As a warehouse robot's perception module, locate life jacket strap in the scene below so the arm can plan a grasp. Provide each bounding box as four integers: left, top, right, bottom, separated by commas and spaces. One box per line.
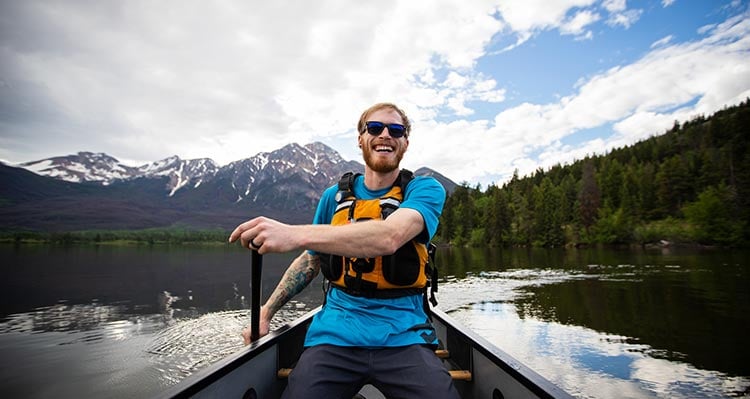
427, 242, 438, 307
332, 285, 424, 299
334, 169, 414, 203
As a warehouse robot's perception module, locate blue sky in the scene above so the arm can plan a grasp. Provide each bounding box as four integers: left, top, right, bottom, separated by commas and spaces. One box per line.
1, 0, 748, 186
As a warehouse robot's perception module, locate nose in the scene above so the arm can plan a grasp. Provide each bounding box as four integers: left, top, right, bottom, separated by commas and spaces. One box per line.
378, 126, 394, 138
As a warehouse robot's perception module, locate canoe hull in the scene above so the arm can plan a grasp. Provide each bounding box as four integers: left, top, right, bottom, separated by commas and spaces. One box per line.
156, 307, 572, 399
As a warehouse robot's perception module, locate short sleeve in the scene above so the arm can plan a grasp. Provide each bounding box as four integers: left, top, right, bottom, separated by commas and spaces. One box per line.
399, 176, 446, 243
307, 184, 338, 255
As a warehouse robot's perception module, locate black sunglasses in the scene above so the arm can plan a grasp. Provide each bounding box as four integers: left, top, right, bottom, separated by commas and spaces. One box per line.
364, 121, 407, 138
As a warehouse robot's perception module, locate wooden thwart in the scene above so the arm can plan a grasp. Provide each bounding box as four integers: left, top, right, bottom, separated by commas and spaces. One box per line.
276, 368, 471, 381
447, 370, 472, 381
435, 349, 450, 359
277, 349, 471, 381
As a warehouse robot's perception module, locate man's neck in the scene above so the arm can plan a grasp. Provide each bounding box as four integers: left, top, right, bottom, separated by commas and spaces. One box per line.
363, 168, 400, 191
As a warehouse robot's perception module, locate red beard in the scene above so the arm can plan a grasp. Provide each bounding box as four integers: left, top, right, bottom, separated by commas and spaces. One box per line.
362, 144, 405, 173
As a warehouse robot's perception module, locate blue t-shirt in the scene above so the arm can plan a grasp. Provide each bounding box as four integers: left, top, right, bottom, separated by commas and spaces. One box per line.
304, 173, 445, 348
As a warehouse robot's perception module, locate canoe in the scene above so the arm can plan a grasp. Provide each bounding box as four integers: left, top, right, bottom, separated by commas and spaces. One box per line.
155, 306, 573, 399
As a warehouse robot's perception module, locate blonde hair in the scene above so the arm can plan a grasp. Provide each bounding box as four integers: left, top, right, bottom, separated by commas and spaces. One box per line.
357, 103, 411, 138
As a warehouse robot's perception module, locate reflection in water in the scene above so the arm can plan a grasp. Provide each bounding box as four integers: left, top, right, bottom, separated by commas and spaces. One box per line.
438, 270, 750, 398
0, 301, 162, 339
142, 263, 750, 397
0, 302, 168, 398
454, 301, 750, 399
2, 244, 748, 399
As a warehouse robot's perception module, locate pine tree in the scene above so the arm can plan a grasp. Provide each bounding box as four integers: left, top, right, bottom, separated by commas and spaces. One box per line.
578, 159, 600, 236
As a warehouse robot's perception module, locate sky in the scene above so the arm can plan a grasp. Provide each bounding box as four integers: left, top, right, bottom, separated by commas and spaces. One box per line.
1, 0, 749, 187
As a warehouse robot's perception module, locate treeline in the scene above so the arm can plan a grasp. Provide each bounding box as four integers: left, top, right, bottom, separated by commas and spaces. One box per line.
1, 227, 231, 245
438, 99, 750, 248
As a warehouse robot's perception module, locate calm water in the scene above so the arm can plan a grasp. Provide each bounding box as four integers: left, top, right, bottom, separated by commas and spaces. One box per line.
0, 243, 748, 398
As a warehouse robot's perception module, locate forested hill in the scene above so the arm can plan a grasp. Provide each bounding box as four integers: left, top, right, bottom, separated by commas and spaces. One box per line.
440, 99, 750, 248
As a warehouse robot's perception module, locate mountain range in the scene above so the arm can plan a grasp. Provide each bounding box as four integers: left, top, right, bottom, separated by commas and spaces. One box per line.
0, 142, 456, 231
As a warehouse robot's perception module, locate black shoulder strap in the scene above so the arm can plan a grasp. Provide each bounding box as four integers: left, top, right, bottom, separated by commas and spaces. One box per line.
338, 171, 358, 191
395, 168, 414, 194
337, 170, 413, 203
335, 171, 361, 203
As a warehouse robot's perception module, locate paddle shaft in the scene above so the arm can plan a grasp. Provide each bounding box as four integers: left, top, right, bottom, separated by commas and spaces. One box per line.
250, 250, 263, 342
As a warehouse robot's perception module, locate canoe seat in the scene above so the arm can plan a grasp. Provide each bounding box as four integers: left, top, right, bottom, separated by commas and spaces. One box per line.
276, 368, 471, 381
277, 349, 472, 381
435, 349, 450, 358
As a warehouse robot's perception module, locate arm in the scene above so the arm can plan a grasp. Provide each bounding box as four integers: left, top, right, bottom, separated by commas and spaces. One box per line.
229, 207, 425, 259
300, 207, 424, 257
242, 250, 321, 345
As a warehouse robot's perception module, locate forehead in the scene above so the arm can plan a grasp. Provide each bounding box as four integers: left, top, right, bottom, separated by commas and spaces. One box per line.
367, 108, 403, 124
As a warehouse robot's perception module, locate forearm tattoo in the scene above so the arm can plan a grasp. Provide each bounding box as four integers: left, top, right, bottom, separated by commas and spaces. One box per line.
265, 252, 320, 315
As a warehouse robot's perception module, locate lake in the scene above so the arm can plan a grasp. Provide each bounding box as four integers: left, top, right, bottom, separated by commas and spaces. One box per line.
0, 243, 748, 398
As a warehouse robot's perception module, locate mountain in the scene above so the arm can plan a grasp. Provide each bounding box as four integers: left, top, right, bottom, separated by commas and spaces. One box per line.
137, 156, 218, 196
2, 142, 455, 231
20, 151, 139, 184
414, 167, 456, 194
21, 151, 220, 195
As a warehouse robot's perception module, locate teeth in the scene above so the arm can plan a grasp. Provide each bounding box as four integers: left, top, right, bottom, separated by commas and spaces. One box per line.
375, 145, 393, 152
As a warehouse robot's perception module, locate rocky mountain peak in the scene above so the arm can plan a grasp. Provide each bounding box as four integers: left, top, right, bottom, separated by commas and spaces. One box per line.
16, 142, 451, 203
20, 151, 137, 185
4, 143, 456, 231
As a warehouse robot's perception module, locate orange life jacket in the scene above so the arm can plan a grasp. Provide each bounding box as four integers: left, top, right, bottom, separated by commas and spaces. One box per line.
320, 170, 432, 297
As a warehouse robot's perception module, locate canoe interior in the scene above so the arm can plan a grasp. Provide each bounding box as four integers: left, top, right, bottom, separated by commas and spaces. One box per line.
155, 307, 572, 399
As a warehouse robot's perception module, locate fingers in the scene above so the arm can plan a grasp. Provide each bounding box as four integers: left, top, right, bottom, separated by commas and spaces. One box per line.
242, 327, 251, 346
241, 325, 267, 345
240, 230, 264, 253
228, 220, 254, 243
228, 217, 263, 245
249, 237, 261, 250
228, 216, 295, 254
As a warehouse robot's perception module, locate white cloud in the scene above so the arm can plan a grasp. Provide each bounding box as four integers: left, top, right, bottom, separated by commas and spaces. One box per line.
0, 0, 506, 166
561, 10, 602, 36
496, 0, 597, 33
607, 8, 644, 28
490, 0, 638, 51
493, 0, 598, 49
651, 35, 674, 48
409, 12, 750, 185
0, 1, 748, 189
602, 0, 627, 13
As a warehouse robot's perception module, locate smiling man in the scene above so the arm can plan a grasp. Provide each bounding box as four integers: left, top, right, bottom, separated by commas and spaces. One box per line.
229, 103, 457, 398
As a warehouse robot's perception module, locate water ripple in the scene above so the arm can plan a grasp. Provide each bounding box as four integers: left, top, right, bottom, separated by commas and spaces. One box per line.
146, 300, 315, 384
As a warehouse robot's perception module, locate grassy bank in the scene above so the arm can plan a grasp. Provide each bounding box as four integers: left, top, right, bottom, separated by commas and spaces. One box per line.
0, 227, 233, 246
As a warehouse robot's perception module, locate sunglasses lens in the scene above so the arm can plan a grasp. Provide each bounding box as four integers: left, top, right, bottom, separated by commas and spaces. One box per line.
387, 124, 405, 138
366, 122, 385, 136
365, 122, 405, 138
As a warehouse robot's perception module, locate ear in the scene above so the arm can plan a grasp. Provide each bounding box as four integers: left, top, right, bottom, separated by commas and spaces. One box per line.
357, 134, 363, 149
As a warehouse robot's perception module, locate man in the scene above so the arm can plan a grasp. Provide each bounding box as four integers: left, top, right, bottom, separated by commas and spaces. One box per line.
228, 103, 458, 398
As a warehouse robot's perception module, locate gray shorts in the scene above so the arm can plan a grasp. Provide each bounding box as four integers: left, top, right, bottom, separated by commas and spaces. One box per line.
281, 344, 460, 399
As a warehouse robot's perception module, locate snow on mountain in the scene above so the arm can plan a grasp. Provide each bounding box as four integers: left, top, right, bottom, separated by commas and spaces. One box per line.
137, 156, 219, 196
5, 142, 455, 231
19, 152, 138, 185
14, 142, 450, 207
16, 142, 362, 199
19, 152, 221, 196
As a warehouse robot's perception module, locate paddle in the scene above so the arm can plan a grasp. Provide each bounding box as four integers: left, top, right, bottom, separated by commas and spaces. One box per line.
250, 250, 263, 342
